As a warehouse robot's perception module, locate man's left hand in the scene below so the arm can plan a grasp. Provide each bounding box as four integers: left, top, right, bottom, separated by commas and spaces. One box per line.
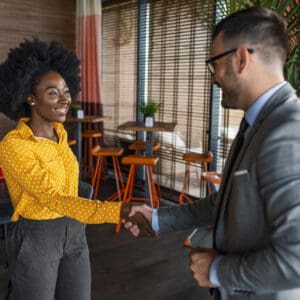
189, 247, 219, 288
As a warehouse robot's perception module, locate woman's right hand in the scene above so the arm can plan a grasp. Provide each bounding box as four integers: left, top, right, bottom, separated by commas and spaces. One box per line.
121, 204, 155, 237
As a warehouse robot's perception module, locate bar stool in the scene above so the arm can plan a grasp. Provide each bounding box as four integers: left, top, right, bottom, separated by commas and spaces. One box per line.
178, 151, 213, 205
115, 155, 159, 233
91, 145, 124, 202
128, 140, 161, 193
128, 140, 160, 155
201, 171, 222, 195
82, 130, 102, 179
121, 155, 160, 207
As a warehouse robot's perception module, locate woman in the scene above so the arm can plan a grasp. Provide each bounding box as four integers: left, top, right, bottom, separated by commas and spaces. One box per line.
0, 38, 122, 300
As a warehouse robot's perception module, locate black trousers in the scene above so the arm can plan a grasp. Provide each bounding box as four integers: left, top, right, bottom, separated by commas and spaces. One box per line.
7, 217, 91, 300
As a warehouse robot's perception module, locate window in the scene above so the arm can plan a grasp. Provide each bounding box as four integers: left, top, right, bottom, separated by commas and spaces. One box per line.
102, 0, 241, 200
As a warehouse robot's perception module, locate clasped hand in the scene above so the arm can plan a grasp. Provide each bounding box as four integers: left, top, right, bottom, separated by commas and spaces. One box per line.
121, 204, 156, 237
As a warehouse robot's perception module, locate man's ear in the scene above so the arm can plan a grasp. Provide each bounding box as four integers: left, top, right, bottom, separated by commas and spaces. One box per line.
236, 47, 250, 73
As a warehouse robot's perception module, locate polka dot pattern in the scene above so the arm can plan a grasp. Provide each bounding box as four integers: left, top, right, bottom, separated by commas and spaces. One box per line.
0, 118, 121, 224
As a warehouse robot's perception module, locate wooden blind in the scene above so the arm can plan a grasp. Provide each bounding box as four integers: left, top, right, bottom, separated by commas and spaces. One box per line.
145, 0, 215, 198
102, 0, 138, 147
102, 0, 239, 200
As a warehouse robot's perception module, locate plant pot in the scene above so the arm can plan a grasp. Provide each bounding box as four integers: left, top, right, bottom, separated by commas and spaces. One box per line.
144, 116, 154, 127
72, 109, 84, 119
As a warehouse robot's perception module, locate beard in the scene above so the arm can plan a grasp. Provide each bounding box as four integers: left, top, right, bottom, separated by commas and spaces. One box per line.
219, 62, 241, 109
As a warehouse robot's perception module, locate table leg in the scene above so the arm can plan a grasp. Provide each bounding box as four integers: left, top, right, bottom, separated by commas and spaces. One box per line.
146, 131, 153, 156
145, 131, 154, 200
73, 123, 82, 168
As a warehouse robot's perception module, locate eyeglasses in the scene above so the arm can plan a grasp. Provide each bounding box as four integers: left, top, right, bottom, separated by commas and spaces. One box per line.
206, 48, 254, 75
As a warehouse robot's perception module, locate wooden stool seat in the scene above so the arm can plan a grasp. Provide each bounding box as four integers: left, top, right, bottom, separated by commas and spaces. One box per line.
82, 130, 102, 139
179, 151, 214, 205
68, 139, 77, 146
122, 155, 159, 166
92, 147, 124, 157
91, 145, 124, 202
128, 140, 160, 153
82, 130, 102, 179
182, 152, 213, 163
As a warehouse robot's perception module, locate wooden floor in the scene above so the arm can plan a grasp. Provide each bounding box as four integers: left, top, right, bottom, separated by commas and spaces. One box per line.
0, 177, 214, 300
87, 224, 213, 300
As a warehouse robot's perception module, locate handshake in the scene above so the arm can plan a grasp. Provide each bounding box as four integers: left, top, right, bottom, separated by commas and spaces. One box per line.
120, 203, 156, 237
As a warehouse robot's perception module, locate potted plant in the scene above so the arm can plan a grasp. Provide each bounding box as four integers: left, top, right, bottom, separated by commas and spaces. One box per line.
139, 101, 160, 127
71, 103, 84, 119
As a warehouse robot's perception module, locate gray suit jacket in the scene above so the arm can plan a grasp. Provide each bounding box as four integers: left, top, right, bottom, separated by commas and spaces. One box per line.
158, 83, 300, 299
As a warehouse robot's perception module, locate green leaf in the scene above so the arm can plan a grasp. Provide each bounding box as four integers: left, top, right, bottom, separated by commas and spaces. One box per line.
139, 102, 160, 116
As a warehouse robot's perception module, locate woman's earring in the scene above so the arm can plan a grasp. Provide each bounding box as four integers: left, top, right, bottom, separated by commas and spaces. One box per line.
27, 97, 34, 106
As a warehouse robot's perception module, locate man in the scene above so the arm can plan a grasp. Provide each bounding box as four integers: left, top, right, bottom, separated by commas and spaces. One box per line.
124, 6, 300, 300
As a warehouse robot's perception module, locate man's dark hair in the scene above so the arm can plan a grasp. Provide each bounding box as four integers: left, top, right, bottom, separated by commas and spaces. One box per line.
0, 38, 81, 120
213, 7, 288, 66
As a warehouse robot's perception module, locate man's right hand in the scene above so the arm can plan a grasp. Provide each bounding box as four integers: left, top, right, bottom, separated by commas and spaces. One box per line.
121, 204, 155, 237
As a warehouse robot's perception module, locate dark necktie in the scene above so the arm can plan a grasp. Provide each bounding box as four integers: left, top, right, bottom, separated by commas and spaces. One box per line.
223, 117, 249, 178
234, 117, 248, 155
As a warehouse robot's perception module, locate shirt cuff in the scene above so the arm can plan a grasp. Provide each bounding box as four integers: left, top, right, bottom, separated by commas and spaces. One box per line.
152, 208, 160, 232
209, 255, 223, 287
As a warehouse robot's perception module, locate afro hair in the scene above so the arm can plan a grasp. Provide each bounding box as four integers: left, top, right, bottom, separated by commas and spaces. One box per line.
0, 38, 81, 121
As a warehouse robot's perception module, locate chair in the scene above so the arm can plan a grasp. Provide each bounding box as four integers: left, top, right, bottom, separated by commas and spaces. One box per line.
0, 169, 13, 256
0, 201, 13, 256
91, 145, 124, 202
0, 168, 14, 300
78, 180, 94, 199
178, 151, 213, 205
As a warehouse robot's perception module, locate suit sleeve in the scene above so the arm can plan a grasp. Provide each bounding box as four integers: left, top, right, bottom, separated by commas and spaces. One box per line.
158, 192, 217, 232
218, 116, 300, 294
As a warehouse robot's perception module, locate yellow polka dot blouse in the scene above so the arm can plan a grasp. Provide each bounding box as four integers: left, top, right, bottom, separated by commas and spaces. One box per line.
0, 118, 121, 224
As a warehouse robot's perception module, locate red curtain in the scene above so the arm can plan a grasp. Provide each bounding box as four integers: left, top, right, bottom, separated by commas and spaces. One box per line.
76, 0, 103, 132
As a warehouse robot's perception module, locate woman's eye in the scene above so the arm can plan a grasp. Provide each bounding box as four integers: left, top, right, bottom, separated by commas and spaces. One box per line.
48, 90, 58, 96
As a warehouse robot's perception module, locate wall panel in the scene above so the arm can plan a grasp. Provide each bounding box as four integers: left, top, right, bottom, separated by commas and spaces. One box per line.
0, 0, 76, 138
